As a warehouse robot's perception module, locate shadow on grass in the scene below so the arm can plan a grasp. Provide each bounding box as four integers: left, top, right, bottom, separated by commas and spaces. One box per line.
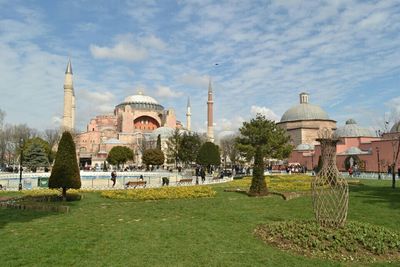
0, 193, 83, 229
350, 182, 400, 210
0, 206, 60, 229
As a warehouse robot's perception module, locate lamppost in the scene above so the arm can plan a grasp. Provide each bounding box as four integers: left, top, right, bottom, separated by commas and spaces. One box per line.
18, 138, 24, 191
376, 147, 381, 180
310, 151, 315, 175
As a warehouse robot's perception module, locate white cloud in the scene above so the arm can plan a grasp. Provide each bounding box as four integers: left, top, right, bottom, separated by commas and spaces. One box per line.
141, 35, 166, 50
359, 12, 388, 28
250, 106, 279, 121
89, 34, 167, 62
155, 86, 183, 98
179, 73, 209, 88
90, 41, 148, 62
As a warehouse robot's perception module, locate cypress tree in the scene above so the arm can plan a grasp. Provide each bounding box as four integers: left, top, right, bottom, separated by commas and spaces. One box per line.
156, 134, 162, 150
49, 131, 81, 200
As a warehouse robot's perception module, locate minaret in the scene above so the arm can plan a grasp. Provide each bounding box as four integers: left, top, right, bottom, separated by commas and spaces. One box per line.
186, 97, 191, 131
207, 79, 214, 142
62, 59, 74, 131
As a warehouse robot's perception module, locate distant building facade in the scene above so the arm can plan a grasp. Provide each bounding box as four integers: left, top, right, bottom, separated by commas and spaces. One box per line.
75, 91, 178, 168
277, 92, 336, 147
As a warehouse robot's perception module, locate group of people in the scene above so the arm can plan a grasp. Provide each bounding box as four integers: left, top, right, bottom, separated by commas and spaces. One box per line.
195, 166, 206, 184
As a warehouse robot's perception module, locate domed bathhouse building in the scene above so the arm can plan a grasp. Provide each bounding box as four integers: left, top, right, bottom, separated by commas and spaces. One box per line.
75, 91, 180, 168
288, 116, 400, 174
277, 92, 336, 148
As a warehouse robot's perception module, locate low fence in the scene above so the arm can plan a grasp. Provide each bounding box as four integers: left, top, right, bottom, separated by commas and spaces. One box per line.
0, 171, 232, 191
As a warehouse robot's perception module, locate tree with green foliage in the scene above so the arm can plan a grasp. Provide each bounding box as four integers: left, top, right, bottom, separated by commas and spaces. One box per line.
24, 143, 49, 172
23, 137, 54, 163
179, 132, 202, 166
106, 146, 133, 169
166, 128, 181, 167
142, 148, 165, 168
49, 131, 81, 201
156, 134, 162, 150
236, 114, 292, 196
196, 142, 220, 170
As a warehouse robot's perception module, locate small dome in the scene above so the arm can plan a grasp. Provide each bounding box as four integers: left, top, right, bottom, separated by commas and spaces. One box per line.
334, 119, 375, 138
339, 146, 369, 155
104, 138, 122, 144
280, 93, 330, 122
390, 121, 400, 133
295, 143, 315, 151
150, 127, 174, 139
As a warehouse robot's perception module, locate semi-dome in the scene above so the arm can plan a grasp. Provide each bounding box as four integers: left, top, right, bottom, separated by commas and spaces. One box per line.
390, 121, 400, 133
150, 126, 174, 139
280, 92, 330, 122
334, 119, 375, 138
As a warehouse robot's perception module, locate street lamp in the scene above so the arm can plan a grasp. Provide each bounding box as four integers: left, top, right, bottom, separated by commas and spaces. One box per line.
18, 138, 24, 190
376, 147, 381, 180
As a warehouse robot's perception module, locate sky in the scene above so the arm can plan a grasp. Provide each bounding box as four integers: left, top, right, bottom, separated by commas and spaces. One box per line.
0, 0, 399, 138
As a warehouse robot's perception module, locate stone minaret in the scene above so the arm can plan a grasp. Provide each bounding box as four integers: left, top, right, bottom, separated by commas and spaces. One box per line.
186, 97, 191, 131
62, 59, 74, 131
207, 79, 214, 142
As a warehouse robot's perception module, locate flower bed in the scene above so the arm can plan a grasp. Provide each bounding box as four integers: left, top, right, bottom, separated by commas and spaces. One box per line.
255, 220, 400, 263
226, 175, 313, 192
101, 186, 216, 201
21, 189, 82, 202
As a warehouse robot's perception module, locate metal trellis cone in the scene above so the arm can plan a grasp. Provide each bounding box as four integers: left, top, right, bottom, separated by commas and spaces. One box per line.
312, 133, 349, 228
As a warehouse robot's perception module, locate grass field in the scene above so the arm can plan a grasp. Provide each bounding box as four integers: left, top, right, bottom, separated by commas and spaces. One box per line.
0, 178, 399, 266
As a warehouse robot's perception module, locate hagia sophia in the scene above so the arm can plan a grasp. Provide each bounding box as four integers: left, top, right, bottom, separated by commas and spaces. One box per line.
62, 60, 214, 168
61, 60, 400, 173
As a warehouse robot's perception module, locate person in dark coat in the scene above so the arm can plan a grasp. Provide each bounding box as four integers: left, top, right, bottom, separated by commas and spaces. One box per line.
111, 171, 117, 187
200, 168, 206, 183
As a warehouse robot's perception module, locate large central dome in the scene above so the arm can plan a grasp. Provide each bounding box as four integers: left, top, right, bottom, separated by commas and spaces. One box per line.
123, 91, 158, 105
280, 92, 330, 122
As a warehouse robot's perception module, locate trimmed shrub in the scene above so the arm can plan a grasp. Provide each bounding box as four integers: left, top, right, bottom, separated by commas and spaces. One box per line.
49, 131, 81, 200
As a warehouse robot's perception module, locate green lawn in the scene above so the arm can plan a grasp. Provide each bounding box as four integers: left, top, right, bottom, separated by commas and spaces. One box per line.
0, 179, 399, 266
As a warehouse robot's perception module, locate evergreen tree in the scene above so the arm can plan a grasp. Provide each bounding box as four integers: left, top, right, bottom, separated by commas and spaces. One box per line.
24, 143, 49, 172
196, 142, 220, 167
179, 132, 202, 166
23, 137, 54, 163
156, 134, 162, 150
236, 114, 292, 196
142, 148, 165, 168
49, 131, 81, 200
106, 146, 133, 169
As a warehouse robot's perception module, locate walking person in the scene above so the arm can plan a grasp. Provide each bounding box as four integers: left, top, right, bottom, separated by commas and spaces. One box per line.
111, 171, 117, 187
200, 167, 206, 184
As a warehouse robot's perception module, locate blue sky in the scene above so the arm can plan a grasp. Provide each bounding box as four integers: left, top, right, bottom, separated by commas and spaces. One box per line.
1, 0, 399, 137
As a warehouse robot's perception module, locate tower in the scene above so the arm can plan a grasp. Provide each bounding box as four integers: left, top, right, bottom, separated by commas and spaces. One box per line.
207, 79, 214, 142
186, 97, 191, 131
62, 59, 74, 131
